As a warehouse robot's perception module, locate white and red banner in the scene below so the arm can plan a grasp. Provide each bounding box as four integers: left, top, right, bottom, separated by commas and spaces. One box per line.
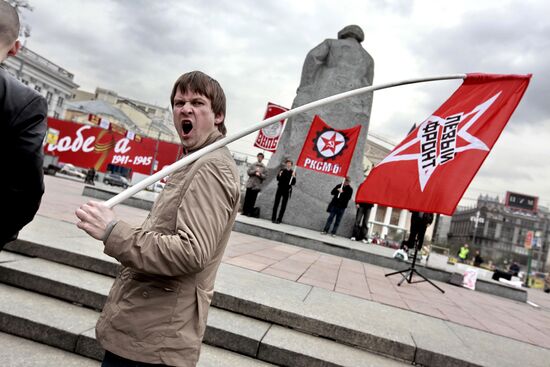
356, 73, 531, 215
297, 115, 361, 177
44, 118, 181, 175
253, 102, 288, 152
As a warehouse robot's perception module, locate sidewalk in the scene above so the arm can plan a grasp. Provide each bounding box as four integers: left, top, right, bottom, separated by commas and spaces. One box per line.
27, 175, 550, 359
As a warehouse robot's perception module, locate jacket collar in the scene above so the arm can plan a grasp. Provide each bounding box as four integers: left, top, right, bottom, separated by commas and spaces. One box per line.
182, 129, 223, 156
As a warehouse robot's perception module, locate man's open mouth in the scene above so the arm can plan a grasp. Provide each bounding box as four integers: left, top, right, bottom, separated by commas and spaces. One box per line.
182, 121, 193, 135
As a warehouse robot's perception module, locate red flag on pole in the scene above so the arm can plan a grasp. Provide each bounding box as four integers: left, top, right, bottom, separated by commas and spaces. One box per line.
253, 102, 289, 152
297, 115, 362, 178
356, 73, 531, 215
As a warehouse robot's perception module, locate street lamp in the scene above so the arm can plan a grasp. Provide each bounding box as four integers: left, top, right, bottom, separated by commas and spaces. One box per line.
470, 210, 485, 246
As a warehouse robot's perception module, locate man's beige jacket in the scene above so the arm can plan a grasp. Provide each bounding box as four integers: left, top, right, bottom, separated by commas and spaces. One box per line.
96, 131, 241, 366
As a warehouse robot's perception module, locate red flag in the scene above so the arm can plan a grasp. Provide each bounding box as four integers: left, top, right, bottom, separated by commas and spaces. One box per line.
297, 115, 361, 178
356, 73, 531, 215
254, 102, 289, 152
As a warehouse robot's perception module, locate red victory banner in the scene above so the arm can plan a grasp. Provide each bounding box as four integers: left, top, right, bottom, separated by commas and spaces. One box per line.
253, 102, 289, 152
297, 115, 361, 177
356, 73, 531, 215
44, 118, 181, 176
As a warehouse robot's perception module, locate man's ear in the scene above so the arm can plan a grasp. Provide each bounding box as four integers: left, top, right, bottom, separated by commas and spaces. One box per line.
214, 112, 224, 125
7, 40, 21, 57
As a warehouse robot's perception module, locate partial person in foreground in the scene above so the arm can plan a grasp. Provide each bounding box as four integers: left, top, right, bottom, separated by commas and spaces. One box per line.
76, 71, 241, 367
0, 2, 48, 248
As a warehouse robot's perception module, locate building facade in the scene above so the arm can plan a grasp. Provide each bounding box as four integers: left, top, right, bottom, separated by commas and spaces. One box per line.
2, 46, 78, 118
362, 135, 416, 245
447, 195, 550, 272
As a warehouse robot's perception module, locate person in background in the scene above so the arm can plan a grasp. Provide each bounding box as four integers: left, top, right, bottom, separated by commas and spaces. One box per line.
321, 177, 353, 237
406, 211, 434, 251
0, 2, 47, 249
85, 167, 96, 185
76, 71, 241, 367
473, 250, 484, 267
271, 159, 296, 224
242, 152, 266, 216
350, 200, 373, 244
509, 261, 520, 277
458, 243, 470, 263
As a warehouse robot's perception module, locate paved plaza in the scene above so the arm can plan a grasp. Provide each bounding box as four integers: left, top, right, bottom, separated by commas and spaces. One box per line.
37, 175, 550, 350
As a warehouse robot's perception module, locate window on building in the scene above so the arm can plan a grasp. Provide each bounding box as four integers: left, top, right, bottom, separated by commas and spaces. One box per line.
34, 85, 42, 92
57, 97, 64, 107
46, 91, 53, 104
22, 80, 29, 85
375, 207, 386, 223
390, 209, 401, 226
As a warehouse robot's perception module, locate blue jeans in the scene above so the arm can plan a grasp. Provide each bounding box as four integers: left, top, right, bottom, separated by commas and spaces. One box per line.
323, 207, 345, 234
102, 351, 170, 367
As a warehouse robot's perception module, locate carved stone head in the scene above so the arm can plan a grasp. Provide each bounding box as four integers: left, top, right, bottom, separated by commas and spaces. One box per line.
337, 25, 364, 43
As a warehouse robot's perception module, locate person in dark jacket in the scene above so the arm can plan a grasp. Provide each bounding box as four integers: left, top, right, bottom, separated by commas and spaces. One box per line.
351, 202, 373, 243
85, 167, 96, 185
322, 177, 353, 236
242, 152, 266, 216
473, 250, 484, 267
0, 2, 47, 249
271, 159, 296, 223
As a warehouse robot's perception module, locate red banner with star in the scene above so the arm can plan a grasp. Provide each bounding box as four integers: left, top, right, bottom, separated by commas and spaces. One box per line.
254, 102, 289, 152
356, 73, 531, 215
296, 115, 361, 178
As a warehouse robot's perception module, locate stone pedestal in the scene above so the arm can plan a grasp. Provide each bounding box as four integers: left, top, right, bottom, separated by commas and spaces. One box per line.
256, 26, 375, 235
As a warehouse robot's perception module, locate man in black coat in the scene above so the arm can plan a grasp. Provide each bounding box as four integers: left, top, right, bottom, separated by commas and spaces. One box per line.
271, 159, 296, 223
321, 177, 353, 236
0, 2, 48, 248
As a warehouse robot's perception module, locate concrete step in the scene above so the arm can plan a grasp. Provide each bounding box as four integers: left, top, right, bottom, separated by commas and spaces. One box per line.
0, 282, 407, 366
0, 331, 100, 367
0, 247, 415, 363
0, 331, 274, 367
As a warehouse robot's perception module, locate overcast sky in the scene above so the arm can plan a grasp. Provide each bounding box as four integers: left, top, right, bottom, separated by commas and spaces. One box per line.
19, 0, 550, 208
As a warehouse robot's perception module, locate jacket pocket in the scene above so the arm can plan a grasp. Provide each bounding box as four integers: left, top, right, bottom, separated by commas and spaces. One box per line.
110, 279, 179, 345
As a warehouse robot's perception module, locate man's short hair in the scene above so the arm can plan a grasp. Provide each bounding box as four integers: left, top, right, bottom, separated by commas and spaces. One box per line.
170, 71, 227, 135
285, 159, 293, 164
257, 152, 264, 158
0, 2, 20, 47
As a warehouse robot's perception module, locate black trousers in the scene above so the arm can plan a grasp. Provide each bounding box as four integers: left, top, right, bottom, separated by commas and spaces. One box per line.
407, 222, 427, 250
102, 351, 170, 367
242, 188, 259, 215
352, 206, 371, 240
272, 189, 289, 222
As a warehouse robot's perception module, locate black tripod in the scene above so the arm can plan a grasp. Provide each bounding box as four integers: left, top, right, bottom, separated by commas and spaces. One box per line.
385, 240, 445, 293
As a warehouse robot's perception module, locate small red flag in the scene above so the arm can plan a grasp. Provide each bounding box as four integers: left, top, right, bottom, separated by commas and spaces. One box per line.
297, 115, 361, 178
254, 102, 288, 152
356, 73, 531, 215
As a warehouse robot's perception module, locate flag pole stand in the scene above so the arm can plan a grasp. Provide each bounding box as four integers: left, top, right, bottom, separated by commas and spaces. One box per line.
385, 239, 445, 293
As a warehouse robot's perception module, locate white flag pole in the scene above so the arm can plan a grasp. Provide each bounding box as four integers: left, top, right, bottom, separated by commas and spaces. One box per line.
105, 74, 465, 208
337, 177, 346, 199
